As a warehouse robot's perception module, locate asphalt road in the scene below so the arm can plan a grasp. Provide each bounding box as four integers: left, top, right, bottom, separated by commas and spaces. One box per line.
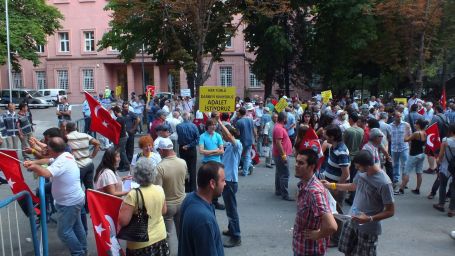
0, 106, 454, 255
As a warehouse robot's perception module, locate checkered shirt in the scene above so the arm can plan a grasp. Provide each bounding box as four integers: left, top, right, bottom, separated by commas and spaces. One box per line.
293, 175, 331, 256
390, 121, 411, 152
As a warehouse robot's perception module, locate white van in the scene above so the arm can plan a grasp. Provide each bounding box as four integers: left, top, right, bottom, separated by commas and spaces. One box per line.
38, 89, 68, 106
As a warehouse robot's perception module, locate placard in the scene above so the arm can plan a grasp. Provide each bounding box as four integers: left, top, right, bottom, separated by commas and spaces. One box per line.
181, 89, 191, 97
394, 98, 407, 105
274, 98, 289, 113
199, 86, 236, 112
321, 90, 333, 104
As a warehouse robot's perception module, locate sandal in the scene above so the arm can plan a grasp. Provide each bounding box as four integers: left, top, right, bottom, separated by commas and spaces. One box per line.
427, 194, 434, 199
433, 204, 445, 212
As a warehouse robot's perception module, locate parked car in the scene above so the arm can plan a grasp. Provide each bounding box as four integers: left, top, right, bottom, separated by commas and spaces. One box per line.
0, 89, 53, 108
155, 92, 174, 100
38, 89, 67, 106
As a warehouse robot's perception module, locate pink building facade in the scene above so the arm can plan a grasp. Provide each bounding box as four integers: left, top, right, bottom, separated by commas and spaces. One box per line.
0, 0, 305, 104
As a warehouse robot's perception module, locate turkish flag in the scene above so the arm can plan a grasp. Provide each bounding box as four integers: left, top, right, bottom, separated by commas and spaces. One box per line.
0, 150, 40, 204
252, 144, 260, 165
299, 127, 325, 168
440, 85, 447, 110
425, 123, 441, 153
87, 189, 124, 256
418, 107, 425, 115
84, 92, 121, 145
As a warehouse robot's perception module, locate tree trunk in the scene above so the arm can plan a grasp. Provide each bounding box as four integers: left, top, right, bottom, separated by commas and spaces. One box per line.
186, 73, 195, 98
263, 72, 275, 100
415, 31, 425, 98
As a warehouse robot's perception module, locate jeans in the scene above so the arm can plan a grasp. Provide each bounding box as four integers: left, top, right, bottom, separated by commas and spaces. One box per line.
438, 172, 455, 210
83, 116, 91, 135
164, 202, 181, 255
179, 146, 197, 192
79, 162, 94, 227
274, 156, 290, 199
222, 181, 240, 238
242, 145, 253, 175
392, 150, 409, 183
126, 132, 135, 162
55, 201, 87, 256
118, 136, 130, 171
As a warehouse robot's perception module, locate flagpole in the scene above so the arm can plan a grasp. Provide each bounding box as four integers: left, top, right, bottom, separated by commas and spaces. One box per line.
0, 151, 23, 164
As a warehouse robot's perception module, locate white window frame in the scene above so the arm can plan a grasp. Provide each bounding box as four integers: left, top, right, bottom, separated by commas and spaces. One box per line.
249, 67, 261, 88
56, 70, 69, 90
12, 72, 23, 88
83, 31, 95, 52
82, 69, 95, 91
225, 36, 233, 48
220, 66, 233, 87
58, 32, 70, 52
36, 71, 47, 89
36, 45, 45, 53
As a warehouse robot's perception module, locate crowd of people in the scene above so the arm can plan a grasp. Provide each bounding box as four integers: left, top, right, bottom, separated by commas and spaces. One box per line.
1, 89, 455, 255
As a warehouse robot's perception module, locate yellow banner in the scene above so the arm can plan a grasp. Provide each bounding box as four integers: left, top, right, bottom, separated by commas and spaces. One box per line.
301, 103, 308, 111
394, 98, 407, 105
321, 90, 333, 104
199, 86, 236, 112
274, 98, 288, 113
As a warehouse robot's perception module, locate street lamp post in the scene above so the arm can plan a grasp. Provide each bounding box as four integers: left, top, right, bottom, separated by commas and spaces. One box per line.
5, 0, 13, 103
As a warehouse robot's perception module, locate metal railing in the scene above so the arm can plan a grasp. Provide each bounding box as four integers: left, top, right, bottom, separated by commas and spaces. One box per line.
38, 177, 48, 256
0, 191, 40, 256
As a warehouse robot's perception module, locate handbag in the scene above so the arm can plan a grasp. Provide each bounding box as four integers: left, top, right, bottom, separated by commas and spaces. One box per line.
117, 188, 149, 242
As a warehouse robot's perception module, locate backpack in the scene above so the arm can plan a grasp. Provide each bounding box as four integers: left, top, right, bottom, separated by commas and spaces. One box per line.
445, 145, 455, 176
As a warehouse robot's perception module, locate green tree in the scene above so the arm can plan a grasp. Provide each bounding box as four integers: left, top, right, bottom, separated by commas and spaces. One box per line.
0, 0, 62, 70
99, 0, 238, 107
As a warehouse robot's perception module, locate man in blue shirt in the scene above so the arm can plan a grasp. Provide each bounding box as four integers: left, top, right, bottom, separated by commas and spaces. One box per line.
199, 118, 225, 210
177, 112, 200, 192
178, 162, 226, 256
81, 99, 92, 135
235, 107, 256, 176
285, 107, 296, 145
217, 118, 242, 248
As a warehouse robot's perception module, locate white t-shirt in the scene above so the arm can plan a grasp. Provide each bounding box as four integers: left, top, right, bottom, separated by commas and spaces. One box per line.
95, 168, 122, 192
47, 152, 85, 206
166, 117, 182, 140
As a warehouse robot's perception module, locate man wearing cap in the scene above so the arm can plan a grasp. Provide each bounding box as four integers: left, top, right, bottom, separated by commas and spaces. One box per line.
150, 110, 167, 140
153, 124, 172, 153
155, 137, 187, 253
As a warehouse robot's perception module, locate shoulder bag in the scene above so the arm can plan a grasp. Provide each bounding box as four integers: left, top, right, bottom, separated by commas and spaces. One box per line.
117, 188, 149, 242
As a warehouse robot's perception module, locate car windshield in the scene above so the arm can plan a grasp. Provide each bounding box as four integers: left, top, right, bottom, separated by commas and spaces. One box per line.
27, 91, 43, 97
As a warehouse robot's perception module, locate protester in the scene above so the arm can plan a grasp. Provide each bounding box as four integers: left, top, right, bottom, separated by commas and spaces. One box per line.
122, 101, 140, 162
176, 112, 200, 192
150, 110, 168, 140
167, 111, 182, 153
112, 105, 130, 172
131, 135, 162, 169
235, 107, 255, 176
24, 137, 87, 256
93, 147, 129, 196
178, 161, 225, 256
273, 112, 294, 201
118, 158, 169, 255
390, 111, 411, 189
264, 113, 278, 168
154, 138, 187, 253
293, 149, 337, 256
323, 150, 395, 256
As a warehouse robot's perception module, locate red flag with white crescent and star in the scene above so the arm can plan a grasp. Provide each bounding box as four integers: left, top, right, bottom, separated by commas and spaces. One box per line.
425, 123, 441, 153
0, 150, 40, 204
87, 189, 124, 256
300, 127, 325, 168
440, 84, 447, 110
84, 92, 121, 145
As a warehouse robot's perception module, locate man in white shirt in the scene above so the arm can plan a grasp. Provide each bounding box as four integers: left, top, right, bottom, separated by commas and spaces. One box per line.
166, 111, 182, 154
24, 137, 86, 256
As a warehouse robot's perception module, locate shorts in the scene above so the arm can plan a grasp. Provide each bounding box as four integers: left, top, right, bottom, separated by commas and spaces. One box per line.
404, 153, 425, 175
338, 219, 379, 256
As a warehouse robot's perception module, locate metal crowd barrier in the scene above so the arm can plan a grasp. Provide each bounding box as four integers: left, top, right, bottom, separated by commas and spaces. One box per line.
38, 177, 49, 256
0, 191, 41, 256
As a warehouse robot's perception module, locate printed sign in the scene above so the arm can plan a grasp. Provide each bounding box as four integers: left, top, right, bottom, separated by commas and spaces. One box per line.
181, 89, 191, 97
274, 98, 289, 113
321, 90, 333, 104
394, 98, 407, 105
199, 86, 236, 112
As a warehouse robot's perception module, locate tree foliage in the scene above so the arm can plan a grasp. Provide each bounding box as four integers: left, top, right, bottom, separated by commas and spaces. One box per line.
99, 0, 238, 105
0, 0, 62, 70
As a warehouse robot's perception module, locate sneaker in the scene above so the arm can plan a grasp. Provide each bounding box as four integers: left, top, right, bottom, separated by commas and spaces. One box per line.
394, 189, 404, 195
214, 202, 226, 210
223, 237, 241, 248
222, 230, 234, 237
433, 204, 445, 212
411, 189, 420, 195
423, 169, 436, 174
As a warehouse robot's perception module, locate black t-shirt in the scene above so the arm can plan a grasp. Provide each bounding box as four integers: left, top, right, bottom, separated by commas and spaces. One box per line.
116, 116, 127, 138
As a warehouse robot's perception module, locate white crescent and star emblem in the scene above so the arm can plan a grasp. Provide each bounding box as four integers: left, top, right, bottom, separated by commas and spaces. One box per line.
304, 141, 310, 147
7, 178, 15, 189
95, 223, 105, 237
94, 105, 102, 118
427, 133, 435, 148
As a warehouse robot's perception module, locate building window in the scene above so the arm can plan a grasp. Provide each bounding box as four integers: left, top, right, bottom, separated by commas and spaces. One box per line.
84, 31, 95, 52
249, 67, 261, 88
58, 32, 70, 52
220, 66, 233, 87
57, 70, 69, 90
36, 71, 47, 89
82, 69, 95, 91
36, 45, 45, 53
225, 36, 233, 48
12, 72, 23, 88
